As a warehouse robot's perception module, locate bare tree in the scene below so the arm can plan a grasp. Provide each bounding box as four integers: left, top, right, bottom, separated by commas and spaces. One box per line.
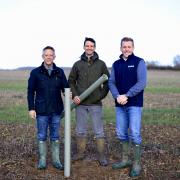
173, 55, 180, 67
146, 60, 159, 69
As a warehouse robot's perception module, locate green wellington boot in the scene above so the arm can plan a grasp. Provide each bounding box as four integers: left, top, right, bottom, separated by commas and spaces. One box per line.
73, 137, 87, 161
130, 144, 142, 177
112, 141, 132, 169
96, 138, 108, 166
38, 141, 47, 169
51, 140, 63, 170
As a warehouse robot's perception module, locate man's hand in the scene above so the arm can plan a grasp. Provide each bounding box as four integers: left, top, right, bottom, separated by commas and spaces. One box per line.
29, 110, 36, 119
73, 96, 81, 105
117, 95, 128, 105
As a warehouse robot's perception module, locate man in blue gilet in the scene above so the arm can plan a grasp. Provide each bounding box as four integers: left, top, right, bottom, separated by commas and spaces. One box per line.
108, 37, 147, 177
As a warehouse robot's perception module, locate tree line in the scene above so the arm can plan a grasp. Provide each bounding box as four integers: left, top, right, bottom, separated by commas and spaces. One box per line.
146, 54, 180, 70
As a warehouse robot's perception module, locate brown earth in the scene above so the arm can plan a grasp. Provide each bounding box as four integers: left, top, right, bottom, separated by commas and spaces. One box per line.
0, 122, 179, 180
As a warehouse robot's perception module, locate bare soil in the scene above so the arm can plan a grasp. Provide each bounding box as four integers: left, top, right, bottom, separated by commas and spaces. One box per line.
0, 122, 179, 180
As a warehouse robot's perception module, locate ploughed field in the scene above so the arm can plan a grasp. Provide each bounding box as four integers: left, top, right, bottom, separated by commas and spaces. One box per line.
0, 70, 180, 179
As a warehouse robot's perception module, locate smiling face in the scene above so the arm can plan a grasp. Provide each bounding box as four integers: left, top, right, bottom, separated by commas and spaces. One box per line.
42, 49, 56, 67
84, 40, 96, 57
121, 40, 134, 59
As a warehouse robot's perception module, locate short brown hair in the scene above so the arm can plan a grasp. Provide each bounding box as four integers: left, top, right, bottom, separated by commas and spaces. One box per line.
84, 37, 96, 47
121, 37, 134, 47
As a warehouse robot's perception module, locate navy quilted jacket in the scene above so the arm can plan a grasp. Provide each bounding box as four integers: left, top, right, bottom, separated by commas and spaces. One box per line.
27, 62, 69, 115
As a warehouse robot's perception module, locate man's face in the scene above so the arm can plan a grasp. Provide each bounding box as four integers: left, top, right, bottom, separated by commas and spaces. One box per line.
121, 41, 134, 59
84, 41, 96, 56
42, 49, 56, 67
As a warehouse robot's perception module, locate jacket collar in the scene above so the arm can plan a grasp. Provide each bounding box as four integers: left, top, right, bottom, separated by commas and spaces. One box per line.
119, 53, 135, 61
80, 51, 99, 62
40, 62, 57, 70
40, 62, 60, 76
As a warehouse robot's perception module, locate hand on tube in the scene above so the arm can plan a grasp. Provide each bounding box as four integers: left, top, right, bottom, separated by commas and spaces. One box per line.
73, 96, 81, 105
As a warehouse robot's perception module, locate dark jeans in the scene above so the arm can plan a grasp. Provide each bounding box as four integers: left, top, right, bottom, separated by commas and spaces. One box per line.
36, 113, 60, 141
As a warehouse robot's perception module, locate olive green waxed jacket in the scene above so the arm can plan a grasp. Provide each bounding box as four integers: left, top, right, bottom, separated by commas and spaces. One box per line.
68, 52, 109, 105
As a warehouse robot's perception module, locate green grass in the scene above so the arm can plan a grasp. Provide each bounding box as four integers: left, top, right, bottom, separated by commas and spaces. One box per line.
0, 81, 27, 91
0, 104, 30, 123
142, 108, 180, 125
0, 105, 179, 125
146, 87, 180, 93
103, 107, 116, 123
103, 107, 180, 125
0, 69, 179, 125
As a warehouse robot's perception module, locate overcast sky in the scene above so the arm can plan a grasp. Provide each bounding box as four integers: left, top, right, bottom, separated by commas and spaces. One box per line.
0, 0, 180, 69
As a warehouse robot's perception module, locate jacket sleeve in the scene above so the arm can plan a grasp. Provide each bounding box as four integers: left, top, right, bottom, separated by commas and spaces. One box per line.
61, 69, 69, 93
90, 62, 110, 104
27, 70, 36, 111
126, 60, 147, 97
108, 65, 120, 99
100, 62, 110, 99
68, 64, 78, 98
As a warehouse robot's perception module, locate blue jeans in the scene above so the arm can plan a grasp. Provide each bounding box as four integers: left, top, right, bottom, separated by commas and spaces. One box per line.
36, 113, 61, 141
115, 106, 142, 145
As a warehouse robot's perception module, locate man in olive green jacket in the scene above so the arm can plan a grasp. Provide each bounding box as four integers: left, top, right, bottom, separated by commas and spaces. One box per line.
68, 37, 109, 166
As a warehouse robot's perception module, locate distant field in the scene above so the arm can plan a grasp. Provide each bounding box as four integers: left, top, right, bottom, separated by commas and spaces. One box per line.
0, 69, 179, 124
0, 69, 180, 180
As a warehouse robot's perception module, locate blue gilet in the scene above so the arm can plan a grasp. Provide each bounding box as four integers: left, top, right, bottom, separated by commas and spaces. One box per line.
113, 54, 144, 107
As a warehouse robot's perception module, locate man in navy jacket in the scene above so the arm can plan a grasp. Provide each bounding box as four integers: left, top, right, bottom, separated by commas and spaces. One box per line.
27, 46, 68, 170
108, 37, 147, 177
